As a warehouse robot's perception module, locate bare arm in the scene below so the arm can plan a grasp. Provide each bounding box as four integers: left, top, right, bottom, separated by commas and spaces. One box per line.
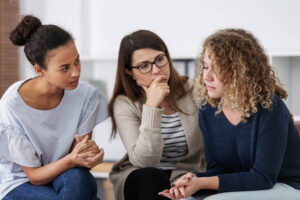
22, 134, 104, 185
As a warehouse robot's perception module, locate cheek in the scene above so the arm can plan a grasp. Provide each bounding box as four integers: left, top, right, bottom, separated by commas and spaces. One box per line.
133, 74, 152, 87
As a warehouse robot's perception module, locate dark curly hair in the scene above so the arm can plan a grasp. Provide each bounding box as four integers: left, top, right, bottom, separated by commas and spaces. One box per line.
196, 28, 287, 120
10, 15, 73, 69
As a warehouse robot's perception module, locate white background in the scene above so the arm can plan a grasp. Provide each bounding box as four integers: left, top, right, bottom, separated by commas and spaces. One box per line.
19, 0, 300, 161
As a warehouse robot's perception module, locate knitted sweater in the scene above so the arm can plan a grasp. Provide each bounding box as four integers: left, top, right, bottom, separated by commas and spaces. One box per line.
196, 94, 300, 194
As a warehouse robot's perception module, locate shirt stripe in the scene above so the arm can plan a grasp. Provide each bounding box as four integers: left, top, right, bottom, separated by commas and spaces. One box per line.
158, 113, 188, 170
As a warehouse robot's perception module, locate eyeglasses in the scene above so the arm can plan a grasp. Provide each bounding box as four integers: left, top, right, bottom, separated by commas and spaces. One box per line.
129, 54, 169, 74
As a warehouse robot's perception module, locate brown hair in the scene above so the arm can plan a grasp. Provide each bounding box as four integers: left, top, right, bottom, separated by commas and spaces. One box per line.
109, 30, 189, 137
196, 28, 287, 120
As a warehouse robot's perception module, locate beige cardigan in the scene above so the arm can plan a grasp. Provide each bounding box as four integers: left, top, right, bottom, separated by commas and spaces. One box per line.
109, 81, 206, 200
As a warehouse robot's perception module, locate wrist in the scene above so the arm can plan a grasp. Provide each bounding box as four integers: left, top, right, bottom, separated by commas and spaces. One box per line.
64, 153, 75, 168
145, 101, 158, 108
197, 176, 219, 190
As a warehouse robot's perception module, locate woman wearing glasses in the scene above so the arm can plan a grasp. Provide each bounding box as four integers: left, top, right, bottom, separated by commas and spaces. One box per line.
108, 30, 206, 200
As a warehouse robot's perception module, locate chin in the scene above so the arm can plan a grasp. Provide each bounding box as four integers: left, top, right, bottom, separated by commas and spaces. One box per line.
64, 85, 78, 90
208, 92, 222, 99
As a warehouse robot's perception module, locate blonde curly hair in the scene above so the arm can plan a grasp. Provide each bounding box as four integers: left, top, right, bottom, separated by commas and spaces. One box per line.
196, 28, 287, 120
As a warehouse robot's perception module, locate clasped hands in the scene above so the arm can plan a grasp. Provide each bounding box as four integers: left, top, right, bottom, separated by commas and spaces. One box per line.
159, 173, 200, 200
69, 134, 104, 169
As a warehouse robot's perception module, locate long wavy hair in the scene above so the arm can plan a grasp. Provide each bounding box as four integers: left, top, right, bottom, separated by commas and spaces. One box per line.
196, 28, 287, 120
109, 30, 189, 137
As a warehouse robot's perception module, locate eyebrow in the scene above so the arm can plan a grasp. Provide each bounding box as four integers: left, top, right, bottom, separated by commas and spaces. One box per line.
58, 54, 80, 68
135, 53, 164, 66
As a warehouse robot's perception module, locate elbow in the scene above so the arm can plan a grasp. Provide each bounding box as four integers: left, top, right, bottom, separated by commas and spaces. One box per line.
27, 177, 44, 186
128, 145, 163, 167
263, 179, 276, 190
129, 156, 160, 168
129, 153, 161, 168
26, 173, 45, 186
257, 175, 276, 190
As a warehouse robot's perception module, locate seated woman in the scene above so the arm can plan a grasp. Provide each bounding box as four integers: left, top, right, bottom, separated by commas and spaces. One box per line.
108, 30, 206, 200
159, 28, 300, 200
0, 15, 109, 200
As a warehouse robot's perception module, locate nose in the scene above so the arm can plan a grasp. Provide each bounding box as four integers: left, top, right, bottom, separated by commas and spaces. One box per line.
71, 65, 80, 78
204, 68, 214, 82
151, 63, 161, 74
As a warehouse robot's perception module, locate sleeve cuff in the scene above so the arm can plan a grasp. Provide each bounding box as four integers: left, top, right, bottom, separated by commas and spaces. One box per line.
141, 104, 163, 129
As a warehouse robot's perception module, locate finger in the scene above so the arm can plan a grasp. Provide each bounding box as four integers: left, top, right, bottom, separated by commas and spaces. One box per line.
156, 82, 169, 87
174, 187, 180, 199
80, 146, 100, 154
158, 191, 173, 199
78, 146, 101, 157
74, 138, 90, 153
86, 150, 104, 163
141, 85, 149, 93
83, 140, 98, 150
152, 75, 168, 84
170, 187, 175, 196
78, 135, 89, 145
164, 88, 170, 96
158, 189, 169, 194
179, 187, 186, 198
186, 172, 196, 180
174, 179, 189, 187
75, 134, 83, 143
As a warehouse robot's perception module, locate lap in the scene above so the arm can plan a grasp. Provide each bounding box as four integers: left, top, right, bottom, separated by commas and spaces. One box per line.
189, 183, 300, 200
3, 182, 57, 200
4, 167, 98, 200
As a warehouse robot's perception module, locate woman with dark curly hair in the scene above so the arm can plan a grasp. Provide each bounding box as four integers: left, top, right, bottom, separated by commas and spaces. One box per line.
160, 29, 300, 200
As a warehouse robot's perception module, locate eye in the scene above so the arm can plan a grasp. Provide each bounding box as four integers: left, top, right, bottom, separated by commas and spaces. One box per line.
138, 62, 150, 69
62, 67, 69, 72
203, 64, 209, 70
74, 58, 80, 65
156, 55, 164, 62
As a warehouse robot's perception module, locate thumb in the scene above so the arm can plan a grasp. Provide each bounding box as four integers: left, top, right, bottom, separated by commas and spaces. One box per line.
75, 134, 83, 143
141, 85, 148, 93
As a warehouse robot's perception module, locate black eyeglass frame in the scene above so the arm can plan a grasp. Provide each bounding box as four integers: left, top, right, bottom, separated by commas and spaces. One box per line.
128, 54, 169, 74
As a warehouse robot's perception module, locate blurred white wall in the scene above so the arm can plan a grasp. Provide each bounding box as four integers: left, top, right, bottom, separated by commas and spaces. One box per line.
19, 0, 300, 161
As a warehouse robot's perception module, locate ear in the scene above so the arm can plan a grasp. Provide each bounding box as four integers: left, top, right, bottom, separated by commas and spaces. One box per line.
125, 68, 134, 77
34, 64, 44, 76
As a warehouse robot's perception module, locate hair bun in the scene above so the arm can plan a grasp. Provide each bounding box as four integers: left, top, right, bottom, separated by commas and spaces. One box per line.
9, 15, 42, 46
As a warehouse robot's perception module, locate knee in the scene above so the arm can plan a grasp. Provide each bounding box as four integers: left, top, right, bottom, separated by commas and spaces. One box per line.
204, 193, 233, 200
59, 167, 97, 191
128, 167, 170, 186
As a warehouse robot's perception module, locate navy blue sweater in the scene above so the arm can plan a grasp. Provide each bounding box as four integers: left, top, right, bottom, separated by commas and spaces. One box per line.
196, 95, 300, 193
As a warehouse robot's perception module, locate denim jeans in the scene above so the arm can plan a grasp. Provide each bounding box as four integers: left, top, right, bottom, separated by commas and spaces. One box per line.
3, 167, 100, 200
184, 183, 300, 200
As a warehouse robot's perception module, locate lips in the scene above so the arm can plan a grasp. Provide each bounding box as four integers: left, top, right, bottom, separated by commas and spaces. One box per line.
70, 80, 79, 86
206, 85, 215, 90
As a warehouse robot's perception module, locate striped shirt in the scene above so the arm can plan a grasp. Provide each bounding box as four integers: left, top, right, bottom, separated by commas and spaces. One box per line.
158, 112, 188, 170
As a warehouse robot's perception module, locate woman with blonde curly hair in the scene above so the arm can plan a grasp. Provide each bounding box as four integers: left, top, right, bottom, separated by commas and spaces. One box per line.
159, 29, 300, 200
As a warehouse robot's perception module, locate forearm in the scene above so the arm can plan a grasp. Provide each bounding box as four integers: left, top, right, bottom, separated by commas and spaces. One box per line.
196, 176, 219, 191
117, 104, 164, 167
22, 154, 74, 186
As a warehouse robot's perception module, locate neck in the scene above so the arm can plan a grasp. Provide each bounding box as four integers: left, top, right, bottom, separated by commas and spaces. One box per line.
160, 97, 176, 115
221, 101, 242, 125
34, 77, 64, 98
